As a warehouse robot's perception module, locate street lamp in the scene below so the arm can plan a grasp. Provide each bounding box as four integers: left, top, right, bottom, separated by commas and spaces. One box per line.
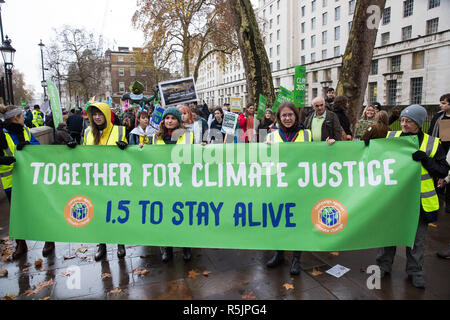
0, 35, 15, 105
38, 39, 47, 100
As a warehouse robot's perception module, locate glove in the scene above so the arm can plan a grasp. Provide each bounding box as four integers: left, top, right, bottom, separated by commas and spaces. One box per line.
412, 150, 428, 162
0, 156, 16, 165
363, 138, 370, 146
16, 141, 30, 151
67, 141, 77, 149
116, 141, 128, 150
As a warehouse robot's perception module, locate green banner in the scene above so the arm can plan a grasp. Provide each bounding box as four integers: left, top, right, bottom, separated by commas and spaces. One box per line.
10, 137, 421, 251
46, 80, 63, 127
257, 94, 267, 121
294, 65, 306, 108
273, 86, 293, 112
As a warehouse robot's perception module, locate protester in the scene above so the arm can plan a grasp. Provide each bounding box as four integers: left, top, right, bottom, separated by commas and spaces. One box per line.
257, 109, 276, 133
178, 105, 194, 131
0, 105, 55, 258
32, 105, 44, 127
238, 103, 260, 143
129, 110, 154, 147
121, 106, 136, 140
325, 87, 335, 110
191, 107, 208, 144
149, 107, 194, 262
265, 102, 312, 275
82, 102, 128, 261
24, 107, 33, 128
210, 107, 226, 143
66, 108, 84, 144
362, 110, 391, 140
223, 103, 230, 112
54, 122, 73, 145
355, 105, 377, 139
377, 104, 449, 288
436, 148, 450, 259
332, 96, 352, 140
304, 97, 342, 142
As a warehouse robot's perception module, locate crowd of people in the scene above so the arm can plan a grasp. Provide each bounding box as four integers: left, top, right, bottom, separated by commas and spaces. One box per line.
1, 91, 450, 289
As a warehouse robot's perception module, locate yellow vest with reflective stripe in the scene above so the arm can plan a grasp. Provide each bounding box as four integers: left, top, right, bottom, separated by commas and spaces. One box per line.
83, 125, 127, 145
0, 127, 31, 190
386, 131, 440, 212
32, 110, 44, 127
266, 129, 312, 143
153, 132, 194, 145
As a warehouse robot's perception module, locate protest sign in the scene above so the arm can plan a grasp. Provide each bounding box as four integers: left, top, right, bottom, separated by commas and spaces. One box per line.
46, 80, 63, 127
257, 94, 267, 121
158, 77, 197, 107
294, 66, 306, 108
273, 86, 293, 112
221, 111, 239, 135
230, 97, 243, 113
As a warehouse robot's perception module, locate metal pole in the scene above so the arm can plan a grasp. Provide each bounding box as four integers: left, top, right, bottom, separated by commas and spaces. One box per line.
39, 40, 47, 100
7, 65, 13, 104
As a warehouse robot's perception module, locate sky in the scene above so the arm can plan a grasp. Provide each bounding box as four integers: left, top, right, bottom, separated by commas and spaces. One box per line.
2, 0, 259, 100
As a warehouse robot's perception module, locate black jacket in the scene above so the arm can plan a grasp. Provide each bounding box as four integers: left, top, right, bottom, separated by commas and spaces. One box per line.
428, 111, 450, 154
66, 113, 84, 134
333, 107, 352, 136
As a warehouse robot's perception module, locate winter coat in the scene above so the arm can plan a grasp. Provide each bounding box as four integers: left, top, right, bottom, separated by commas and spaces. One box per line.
304, 110, 343, 141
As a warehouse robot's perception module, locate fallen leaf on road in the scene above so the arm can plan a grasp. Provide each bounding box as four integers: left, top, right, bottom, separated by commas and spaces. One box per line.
140, 269, 149, 276
75, 247, 89, 254
309, 267, 323, 276
0, 269, 8, 276
132, 267, 142, 275
283, 283, 294, 290
3, 295, 13, 300
202, 270, 211, 277
242, 290, 257, 300
428, 223, 437, 228
3, 293, 18, 300
25, 279, 55, 296
34, 259, 43, 268
39, 296, 51, 300
22, 268, 29, 273
330, 252, 339, 256
62, 271, 73, 277
188, 270, 200, 278
110, 288, 121, 294
63, 255, 76, 260
101, 273, 112, 279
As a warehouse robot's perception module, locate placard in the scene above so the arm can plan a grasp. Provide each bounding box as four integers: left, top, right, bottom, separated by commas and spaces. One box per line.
230, 97, 243, 113
158, 77, 198, 107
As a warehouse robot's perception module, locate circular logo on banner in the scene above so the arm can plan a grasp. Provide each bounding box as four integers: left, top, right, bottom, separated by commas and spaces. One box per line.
64, 196, 94, 228
311, 199, 348, 234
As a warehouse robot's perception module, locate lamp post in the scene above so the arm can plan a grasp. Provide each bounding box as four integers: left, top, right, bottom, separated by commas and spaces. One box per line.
0, 35, 15, 105
38, 39, 47, 100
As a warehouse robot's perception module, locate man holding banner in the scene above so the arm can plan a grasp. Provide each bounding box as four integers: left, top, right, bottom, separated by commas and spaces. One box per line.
377, 104, 449, 288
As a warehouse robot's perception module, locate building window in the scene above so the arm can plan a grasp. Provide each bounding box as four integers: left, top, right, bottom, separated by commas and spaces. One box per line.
402, 26, 412, 41
270, 19, 273, 29
348, 21, 352, 34
263, 9, 266, 18
426, 18, 439, 34
411, 77, 423, 104
370, 60, 378, 75
301, 56, 306, 65
270, 33, 273, 43
301, 22, 305, 33
322, 31, 327, 44
130, 57, 134, 62
412, 51, 424, 69
277, 60, 281, 70
277, 44, 280, 56
312, 88, 318, 98
381, 32, 390, 45
270, 4, 272, 14
403, 0, 414, 17
311, 35, 316, 48
270, 63, 273, 71
387, 80, 397, 105
277, 29, 280, 40
324, 68, 332, 81
312, 0, 316, 12
301, 39, 305, 50
277, 15, 280, 25
263, 23, 266, 32
130, 68, 136, 77
390, 55, 401, 72
323, 0, 328, 7
323, 12, 328, 25
311, 52, 316, 62
428, 0, 440, 9
270, 47, 273, 58
368, 82, 377, 104
277, 0, 280, 10
311, 17, 316, 30
322, 49, 328, 60
382, 7, 391, 25
335, 26, 340, 40
119, 82, 125, 92
334, 46, 340, 57
349, 0, 356, 15
301, 6, 305, 17
118, 56, 124, 62
335, 6, 340, 20
118, 68, 124, 76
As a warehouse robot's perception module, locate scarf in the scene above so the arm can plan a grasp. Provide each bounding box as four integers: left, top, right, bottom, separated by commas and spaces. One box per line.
278, 125, 304, 142
5, 123, 26, 145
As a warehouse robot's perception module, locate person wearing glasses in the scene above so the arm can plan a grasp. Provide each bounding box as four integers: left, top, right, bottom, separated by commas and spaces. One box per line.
304, 97, 342, 143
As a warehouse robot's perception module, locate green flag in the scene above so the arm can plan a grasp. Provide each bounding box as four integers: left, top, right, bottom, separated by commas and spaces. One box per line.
273, 86, 293, 112
46, 81, 63, 127
257, 94, 267, 121
10, 137, 421, 251
294, 65, 306, 108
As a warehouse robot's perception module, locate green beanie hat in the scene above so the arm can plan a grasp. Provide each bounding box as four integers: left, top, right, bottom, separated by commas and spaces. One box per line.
162, 107, 182, 123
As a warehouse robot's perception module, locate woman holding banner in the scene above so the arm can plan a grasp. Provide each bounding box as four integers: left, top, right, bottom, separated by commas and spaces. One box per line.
149, 107, 194, 262
0, 105, 55, 258
129, 109, 155, 147
265, 102, 312, 275
82, 102, 129, 261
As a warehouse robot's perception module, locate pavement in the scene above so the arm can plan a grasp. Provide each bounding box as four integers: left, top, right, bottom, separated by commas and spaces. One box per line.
0, 192, 449, 300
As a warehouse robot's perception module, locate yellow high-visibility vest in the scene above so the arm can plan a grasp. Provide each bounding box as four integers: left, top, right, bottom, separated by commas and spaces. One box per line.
386, 131, 440, 212
0, 127, 31, 190
32, 110, 44, 127
83, 125, 126, 145
153, 132, 194, 145
266, 129, 312, 143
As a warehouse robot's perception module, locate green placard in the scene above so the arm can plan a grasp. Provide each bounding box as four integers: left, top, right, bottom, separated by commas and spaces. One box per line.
257, 94, 267, 121
294, 65, 306, 108
46, 81, 63, 127
10, 137, 421, 251
273, 86, 293, 112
